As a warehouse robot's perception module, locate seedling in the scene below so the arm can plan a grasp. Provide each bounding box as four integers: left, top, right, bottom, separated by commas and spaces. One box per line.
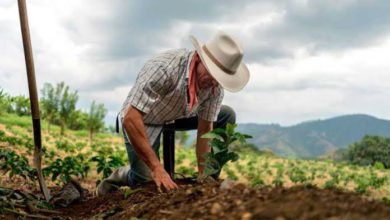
201, 123, 252, 179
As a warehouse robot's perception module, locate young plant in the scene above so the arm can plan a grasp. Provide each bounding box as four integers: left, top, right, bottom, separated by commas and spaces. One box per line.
0, 149, 36, 180
43, 154, 90, 183
90, 153, 125, 185
201, 123, 252, 179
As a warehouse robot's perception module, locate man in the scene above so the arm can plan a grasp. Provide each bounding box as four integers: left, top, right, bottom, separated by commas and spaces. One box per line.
97, 31, 250, 196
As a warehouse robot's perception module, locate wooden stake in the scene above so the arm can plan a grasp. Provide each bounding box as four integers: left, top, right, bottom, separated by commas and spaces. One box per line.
17, 0, 51, 201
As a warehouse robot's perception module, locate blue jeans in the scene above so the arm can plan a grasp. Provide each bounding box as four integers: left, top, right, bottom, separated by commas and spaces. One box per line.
124, 105, 236, 186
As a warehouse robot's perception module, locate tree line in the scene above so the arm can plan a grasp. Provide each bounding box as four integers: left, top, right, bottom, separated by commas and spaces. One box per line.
0, 82, 107, 143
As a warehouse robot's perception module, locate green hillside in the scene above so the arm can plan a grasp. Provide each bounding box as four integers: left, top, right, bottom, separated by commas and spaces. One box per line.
237, 114, 390, 158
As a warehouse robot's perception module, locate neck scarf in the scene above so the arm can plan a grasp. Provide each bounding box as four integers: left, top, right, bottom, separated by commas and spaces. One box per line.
188, 52, 200, 112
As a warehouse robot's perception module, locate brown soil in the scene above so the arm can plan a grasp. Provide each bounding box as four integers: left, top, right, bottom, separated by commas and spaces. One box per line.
58, 180, 390, 219
3, 179, 390, 220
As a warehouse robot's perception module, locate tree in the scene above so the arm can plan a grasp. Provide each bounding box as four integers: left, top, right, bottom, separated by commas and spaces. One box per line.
41, 83, 61, 133
0, 89, 12, 115
58, 83, 78, 135
11, 95, 31, 116
68, 109, 88, 130
344, 135, 390, 168
41, 82, 79, 135
86, 101, 107, 144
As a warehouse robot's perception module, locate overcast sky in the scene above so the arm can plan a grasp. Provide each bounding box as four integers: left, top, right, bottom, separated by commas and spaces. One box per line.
1, 0, 390, 126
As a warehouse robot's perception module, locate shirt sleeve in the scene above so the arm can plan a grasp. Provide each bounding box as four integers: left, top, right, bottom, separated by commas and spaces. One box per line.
197, 86, 224, 122
127, 62, 171, 114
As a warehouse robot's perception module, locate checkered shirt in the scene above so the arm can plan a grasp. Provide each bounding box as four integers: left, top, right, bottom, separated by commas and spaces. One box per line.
120, 48, 224, 145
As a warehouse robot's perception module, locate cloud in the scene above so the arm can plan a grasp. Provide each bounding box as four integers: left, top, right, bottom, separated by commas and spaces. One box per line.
1, 0, 390, 126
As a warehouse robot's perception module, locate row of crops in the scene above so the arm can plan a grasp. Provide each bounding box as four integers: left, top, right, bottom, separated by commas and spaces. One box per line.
0, 128, 126, 186
1, 122, 390, 202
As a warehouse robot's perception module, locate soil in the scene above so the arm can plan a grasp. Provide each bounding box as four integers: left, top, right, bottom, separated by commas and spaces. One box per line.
3, 179, 390, 220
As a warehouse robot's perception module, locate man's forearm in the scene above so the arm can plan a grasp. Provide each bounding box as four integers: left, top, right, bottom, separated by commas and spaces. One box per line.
196, 134, 211, 174
196, 119, 213, 174
123, 107, 161, 171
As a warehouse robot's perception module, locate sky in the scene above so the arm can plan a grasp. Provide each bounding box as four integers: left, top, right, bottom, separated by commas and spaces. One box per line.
1, 0, 390, 126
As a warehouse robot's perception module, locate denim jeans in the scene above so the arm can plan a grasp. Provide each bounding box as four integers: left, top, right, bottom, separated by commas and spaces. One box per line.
123, 105, 236, 186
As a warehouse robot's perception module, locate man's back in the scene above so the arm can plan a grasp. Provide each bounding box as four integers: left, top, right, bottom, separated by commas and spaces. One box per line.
120, 48, 224, 125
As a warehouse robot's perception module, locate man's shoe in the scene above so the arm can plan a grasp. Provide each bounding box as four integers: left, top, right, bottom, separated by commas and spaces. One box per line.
96, 166, 130, 196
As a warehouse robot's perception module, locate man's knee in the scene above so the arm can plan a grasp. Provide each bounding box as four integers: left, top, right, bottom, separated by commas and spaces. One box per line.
215, 105, 236, 129
222, 105, 236, 124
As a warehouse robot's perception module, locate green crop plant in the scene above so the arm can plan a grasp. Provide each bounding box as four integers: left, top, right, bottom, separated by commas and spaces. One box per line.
309, 168, 317, 181
368, 170, 387, 189
288, 166, 308, 184
201, 123, 252, 178
2, 136, 23, 147
43, 155, 90, 183
0, 130, 5, 141
250, 175, 265, 187
272, 163, 285, 187
90, 153, 125, 185
0, 149, 36, 180
354, 175, 370, 194
176, 166, 196, 177
55, 139, 77, 153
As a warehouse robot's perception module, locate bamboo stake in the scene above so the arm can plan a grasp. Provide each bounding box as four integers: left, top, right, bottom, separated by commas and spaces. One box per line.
17, 0, 51, 201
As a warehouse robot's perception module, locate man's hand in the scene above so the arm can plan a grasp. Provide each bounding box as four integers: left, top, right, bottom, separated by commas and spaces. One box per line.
150, 165, 178, 192
124, 106, 178, 192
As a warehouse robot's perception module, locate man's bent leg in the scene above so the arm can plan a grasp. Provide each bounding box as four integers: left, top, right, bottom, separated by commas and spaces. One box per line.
213, 105, 236, 129
163, 105, 236, 179
125, 131, 162, 187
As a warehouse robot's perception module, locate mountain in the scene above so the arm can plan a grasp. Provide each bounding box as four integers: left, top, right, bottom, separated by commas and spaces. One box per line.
236, 114, 390, 158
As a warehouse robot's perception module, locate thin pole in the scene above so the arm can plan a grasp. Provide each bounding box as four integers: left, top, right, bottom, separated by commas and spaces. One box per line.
17, 0, 51, 201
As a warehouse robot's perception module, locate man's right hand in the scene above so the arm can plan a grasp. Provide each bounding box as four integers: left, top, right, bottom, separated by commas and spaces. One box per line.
150, 165, 178, 191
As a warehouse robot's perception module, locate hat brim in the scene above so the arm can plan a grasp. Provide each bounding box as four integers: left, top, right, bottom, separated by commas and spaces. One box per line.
189, 35, 250, 92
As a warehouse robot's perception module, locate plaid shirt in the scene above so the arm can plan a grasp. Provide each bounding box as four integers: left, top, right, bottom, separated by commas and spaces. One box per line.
120, 48, 224, 145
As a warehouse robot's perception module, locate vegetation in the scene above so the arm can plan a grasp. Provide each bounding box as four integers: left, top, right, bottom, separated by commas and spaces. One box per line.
344, 135, 390, 168
1, 87, 390, 203
201, 123, 252, 178
86, 101, 107, 144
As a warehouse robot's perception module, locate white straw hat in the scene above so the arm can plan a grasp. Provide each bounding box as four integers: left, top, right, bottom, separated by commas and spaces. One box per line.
189, 31, 250, 92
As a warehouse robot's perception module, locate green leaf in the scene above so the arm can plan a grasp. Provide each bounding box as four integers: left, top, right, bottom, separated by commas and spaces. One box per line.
201, 132, 224, 141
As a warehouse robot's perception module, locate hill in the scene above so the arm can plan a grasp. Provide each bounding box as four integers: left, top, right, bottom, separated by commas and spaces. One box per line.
237, 114, 390, 157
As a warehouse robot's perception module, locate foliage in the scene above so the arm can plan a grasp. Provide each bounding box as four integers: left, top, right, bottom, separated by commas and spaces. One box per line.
0, 113, 31, 128
0, 89, 13, 114
55, 139, 77, 153
0, 90, 30, 116
68, 110, 88, 130
86, 101, 107, 143
58, 82, 79, 135
41, 82, 79, 135
344, 135, 390, 168
201, 123, 252, 178
0, 149, 36, 180
176, 166, 196, 177
90, 153, 125, 185
43, 154, 90, 183
41, 83, 61, 133
9, 95, 31, 116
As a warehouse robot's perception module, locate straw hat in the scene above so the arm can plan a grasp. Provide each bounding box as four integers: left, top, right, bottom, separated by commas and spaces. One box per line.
189, 31, 250, 92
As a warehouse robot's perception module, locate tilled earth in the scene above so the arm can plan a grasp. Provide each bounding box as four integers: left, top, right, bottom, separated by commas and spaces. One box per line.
3, 179, 390, 220
56, 179, 390, 220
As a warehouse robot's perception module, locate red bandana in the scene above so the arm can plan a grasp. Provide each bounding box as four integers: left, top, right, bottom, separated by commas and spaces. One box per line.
188, 52, 200, 112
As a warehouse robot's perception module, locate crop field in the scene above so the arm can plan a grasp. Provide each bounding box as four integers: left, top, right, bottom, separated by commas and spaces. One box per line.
1, 113, 390, 219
